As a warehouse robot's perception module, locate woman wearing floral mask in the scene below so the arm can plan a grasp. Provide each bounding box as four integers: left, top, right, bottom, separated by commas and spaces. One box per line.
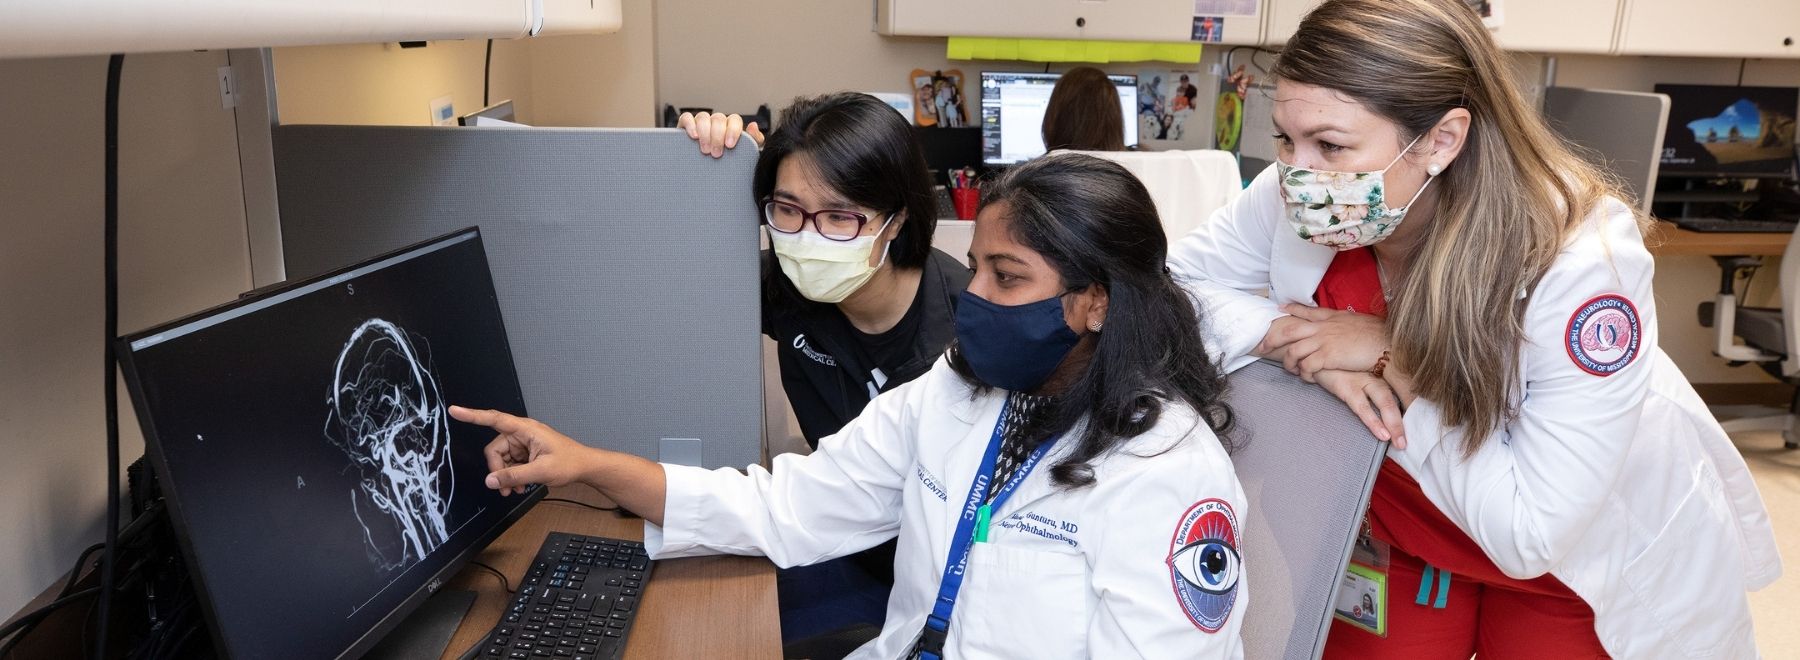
1170, 0, 1778, 657
453, 154, 1248, 659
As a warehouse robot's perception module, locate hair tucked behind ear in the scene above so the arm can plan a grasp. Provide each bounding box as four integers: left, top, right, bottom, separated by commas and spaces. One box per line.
949, 153, 1234, 488
1275, 0, 1641, 456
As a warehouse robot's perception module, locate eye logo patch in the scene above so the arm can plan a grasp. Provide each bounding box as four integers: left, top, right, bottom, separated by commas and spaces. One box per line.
1167, 498, 1241, 633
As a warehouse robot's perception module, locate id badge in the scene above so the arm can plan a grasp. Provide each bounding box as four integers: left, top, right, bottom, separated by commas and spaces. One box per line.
1333, 531, 1390, 637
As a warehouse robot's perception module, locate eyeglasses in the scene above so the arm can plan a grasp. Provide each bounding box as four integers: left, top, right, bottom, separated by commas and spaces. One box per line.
762, 200, 881, 242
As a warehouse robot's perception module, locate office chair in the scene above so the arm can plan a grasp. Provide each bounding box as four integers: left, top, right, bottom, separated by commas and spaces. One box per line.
1700, 225, 1800, 448
1224, 360, 1388, 659
1073, 149, 1243, 244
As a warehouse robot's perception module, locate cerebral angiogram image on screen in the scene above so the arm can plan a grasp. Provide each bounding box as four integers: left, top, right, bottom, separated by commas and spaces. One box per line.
325, 318, 455, 574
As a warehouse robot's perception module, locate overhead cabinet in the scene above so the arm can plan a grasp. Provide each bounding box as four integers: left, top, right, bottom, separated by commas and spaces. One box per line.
1616, 0, 1800, 58
1263, 0, 1616, 54
877, 0, 1265, 47
0, 0, 623, 59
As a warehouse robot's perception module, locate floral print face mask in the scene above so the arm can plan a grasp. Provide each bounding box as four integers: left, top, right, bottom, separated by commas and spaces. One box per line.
1276, 135, 1435, 250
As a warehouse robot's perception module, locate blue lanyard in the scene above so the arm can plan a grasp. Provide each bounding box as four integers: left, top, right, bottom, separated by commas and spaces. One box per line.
916, 400, 1059, 660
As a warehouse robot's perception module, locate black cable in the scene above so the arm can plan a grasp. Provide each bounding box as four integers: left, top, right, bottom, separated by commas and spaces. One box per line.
98, 52, 125, 660
542, 497, 619, 512
468, 561, 515, 594
0, 587, 102, 657
483, 39, 494, 107
58, 542, 106, 600
1738, 58, 1747, 86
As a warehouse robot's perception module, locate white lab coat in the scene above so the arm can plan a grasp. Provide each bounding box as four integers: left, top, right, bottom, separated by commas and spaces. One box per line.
1169, 165, 1782, 659
645, 358, 1249, 659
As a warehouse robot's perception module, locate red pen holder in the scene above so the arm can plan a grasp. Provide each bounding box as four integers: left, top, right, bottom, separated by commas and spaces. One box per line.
952, 188, 980, 221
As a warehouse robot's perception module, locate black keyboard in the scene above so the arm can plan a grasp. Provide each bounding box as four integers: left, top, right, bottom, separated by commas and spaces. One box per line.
1672, 217, 1800, 233
469, 532, 653, 660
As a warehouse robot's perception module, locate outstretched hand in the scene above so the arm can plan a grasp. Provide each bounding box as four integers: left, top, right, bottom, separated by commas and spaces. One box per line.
450, 405, 597, 496
677, 111, 766, 158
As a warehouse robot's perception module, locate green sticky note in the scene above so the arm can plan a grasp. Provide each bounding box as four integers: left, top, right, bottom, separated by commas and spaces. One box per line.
946, 37, 1202, 64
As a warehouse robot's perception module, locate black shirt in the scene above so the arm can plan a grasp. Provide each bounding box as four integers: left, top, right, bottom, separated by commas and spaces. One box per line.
763, 248, 972, 447
849, 277, 928, 379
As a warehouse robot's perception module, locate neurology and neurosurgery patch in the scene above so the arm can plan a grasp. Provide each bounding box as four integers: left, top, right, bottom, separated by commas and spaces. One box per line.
1565, 294, 1641, 377
1168, 498, 1242, 633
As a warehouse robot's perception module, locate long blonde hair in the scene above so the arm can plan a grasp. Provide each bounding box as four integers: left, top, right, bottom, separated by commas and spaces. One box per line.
1273, 0, 1645, 454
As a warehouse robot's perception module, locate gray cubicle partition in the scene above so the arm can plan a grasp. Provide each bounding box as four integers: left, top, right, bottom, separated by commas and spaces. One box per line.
273, 126, 763, 469
1225, 360, 1387, 660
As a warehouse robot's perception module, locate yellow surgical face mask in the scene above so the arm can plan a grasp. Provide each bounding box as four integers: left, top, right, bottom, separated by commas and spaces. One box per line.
767, 214, 895, 303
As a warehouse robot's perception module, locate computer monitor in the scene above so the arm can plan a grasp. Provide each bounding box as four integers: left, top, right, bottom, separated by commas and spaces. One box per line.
118, 228, 544, 660
458, 99, 518, 126
979, 71, 1139, 165
1655, 84, 1799, 178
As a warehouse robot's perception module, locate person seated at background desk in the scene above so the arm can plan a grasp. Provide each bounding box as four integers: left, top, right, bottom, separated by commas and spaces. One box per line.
451, 154, 1250, 659
1042, 66, 1128, 153
680, 92, 972, 653
1170, 0, 1781, 657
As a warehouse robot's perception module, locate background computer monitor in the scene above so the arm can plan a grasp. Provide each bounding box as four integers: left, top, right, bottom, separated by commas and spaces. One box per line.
1655, 84, 1798, 178
118, 228, 543, 660
458, 99, 517, 126
980, 71, 1139, 165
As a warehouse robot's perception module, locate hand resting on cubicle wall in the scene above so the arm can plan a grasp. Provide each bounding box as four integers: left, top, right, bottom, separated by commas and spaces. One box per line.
678, 111, 765, 158
1256, 305, 1406, 448
448, 405, 671, 526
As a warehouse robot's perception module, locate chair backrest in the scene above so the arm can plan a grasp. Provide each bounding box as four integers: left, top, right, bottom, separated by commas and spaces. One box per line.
1072, 149, 1243, 244
1780, 226, 1800, 377
1224, 360, 1387, 660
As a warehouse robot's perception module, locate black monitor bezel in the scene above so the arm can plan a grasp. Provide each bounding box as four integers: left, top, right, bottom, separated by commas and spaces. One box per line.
115, 226, 546, 660
979, 70, 1141, 165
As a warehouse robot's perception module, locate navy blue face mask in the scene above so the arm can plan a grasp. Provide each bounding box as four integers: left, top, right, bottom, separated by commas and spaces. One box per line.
954, 289, 1083, 392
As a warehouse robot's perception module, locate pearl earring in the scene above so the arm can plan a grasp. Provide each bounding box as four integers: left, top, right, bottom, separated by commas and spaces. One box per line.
1426, 163, 1443, 176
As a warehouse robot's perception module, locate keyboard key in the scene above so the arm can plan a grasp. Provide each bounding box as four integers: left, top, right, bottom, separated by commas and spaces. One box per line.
508, 651, 529, 659
605, 578, 621, 587
616, 598, 635, 612
555, 651, 572, 658
608, 621, 624, 630
603, 630, 622, 638
577, 645, 597, 654
576, 593, 595, 611
621, 589, 639, 598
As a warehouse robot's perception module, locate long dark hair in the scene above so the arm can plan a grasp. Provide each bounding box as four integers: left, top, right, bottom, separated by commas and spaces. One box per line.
950, 153, 1234, 487
1042, 67, 1126, 152
753, 92, 939, 274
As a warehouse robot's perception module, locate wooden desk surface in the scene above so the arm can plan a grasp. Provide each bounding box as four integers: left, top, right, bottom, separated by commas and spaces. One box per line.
440, 487, 781, 660
1649, 221, 1789, 256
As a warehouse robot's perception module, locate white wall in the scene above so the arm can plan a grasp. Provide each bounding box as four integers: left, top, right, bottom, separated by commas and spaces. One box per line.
0, 50, 253, 615
529, 0, 658, 128
652, 0, 1209, 129
272, 39, 535, 125
272, 0, 658, 129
